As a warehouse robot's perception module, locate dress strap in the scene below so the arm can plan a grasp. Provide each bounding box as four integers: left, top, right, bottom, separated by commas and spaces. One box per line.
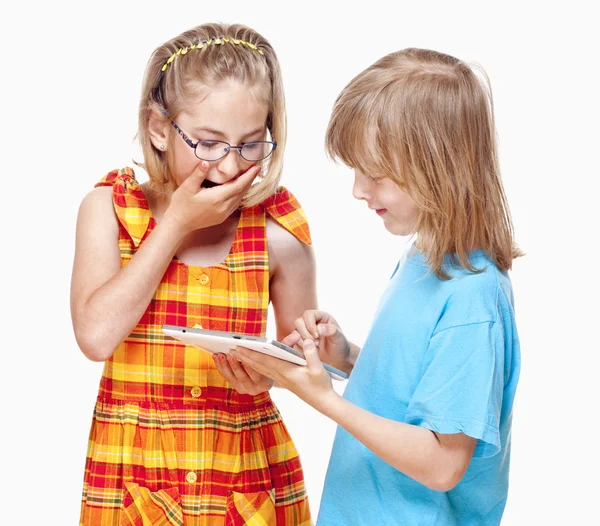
261, 187, 312, 245
95, 167, 152, 247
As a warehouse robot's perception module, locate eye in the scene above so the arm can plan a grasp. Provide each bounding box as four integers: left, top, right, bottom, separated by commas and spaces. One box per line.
198, 140, 224, 151
242, 142, 260, 151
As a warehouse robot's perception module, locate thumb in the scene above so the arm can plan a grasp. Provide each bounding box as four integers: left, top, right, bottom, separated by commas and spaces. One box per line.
179, 161, 209, 193
302, 339, 323, 372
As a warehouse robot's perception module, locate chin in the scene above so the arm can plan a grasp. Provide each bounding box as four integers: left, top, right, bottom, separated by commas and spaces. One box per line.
385, 223, 412, 236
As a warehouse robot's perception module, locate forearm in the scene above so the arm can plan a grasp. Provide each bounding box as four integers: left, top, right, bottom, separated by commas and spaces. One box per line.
319, 392, 459, 491
76, 218, 185, 360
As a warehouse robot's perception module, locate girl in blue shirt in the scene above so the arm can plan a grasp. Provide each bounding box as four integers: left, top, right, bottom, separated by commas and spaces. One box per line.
230, 48, 522, 525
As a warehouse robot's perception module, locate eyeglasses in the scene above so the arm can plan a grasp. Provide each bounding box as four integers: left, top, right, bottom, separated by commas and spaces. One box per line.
171, 121, 277, 162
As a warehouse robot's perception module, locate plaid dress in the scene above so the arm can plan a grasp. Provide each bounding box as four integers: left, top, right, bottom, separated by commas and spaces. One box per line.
79, 167, 313, 526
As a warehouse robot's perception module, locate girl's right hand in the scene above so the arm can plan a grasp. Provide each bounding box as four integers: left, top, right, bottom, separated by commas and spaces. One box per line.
164, 162, 261, 235
282, 310, 351, 373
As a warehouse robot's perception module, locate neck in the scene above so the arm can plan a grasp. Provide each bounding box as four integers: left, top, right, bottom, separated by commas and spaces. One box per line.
414, 235, 483, 255
414, 235, 432, 254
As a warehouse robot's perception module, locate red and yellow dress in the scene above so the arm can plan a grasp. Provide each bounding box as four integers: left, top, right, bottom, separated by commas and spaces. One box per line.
79, 167, 312, 525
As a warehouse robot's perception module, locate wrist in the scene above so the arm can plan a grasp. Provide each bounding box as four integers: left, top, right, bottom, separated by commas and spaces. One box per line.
161, 210, 191, 240
332, 340, 357, 376
344, 342, 360, 374
313, 389, 344, 419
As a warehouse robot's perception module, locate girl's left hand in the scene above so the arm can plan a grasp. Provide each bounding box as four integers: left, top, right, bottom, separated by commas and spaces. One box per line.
230, 340, 336, 411
213, 353, 274, 395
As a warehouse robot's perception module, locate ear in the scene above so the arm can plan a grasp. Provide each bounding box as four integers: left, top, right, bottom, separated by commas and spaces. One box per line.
148, 110, 169, 151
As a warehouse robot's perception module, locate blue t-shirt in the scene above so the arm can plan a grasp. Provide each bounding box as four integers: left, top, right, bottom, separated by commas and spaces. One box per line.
317, 248, 521, 526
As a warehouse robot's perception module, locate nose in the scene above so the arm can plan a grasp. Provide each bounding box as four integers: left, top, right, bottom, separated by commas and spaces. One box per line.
216, 149, 246, 181
352, 172, 370, 201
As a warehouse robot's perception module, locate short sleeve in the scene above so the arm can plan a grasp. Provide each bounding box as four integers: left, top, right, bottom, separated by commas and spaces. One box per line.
262, 186, 311, 245
405, 321, 504, 458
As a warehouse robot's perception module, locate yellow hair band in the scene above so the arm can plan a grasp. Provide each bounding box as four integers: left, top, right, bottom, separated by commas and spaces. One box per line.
161, 37, 265, 72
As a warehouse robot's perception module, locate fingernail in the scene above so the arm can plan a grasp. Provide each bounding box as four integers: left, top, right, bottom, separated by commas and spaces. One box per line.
303, 339, 315, 347
202, 161, 209, 169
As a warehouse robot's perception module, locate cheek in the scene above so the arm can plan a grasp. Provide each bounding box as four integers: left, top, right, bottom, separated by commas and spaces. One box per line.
169, 148, 202, 185
384, 192, 419, 222
405, 199, 420, 222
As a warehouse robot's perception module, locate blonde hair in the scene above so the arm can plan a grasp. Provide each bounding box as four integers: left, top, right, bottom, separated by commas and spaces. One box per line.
137, 22, 286, 207
326, 48, 522, 279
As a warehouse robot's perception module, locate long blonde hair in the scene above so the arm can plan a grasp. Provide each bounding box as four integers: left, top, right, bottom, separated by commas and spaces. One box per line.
137, 22, 286, 206
326, 48, 522, 279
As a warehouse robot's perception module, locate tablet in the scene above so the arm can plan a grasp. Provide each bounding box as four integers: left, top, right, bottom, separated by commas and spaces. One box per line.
162, 325, 348, 381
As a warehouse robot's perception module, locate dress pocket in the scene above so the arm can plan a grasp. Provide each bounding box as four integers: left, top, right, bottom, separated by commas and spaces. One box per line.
121, 481, 184, 526
225, 489, 276, 525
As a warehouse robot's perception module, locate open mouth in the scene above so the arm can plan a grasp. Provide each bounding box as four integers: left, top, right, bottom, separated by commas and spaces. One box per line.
202, 179, 222, 189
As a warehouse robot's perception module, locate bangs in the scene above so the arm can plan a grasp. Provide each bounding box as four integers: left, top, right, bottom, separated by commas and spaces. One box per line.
325, 82, 398, 179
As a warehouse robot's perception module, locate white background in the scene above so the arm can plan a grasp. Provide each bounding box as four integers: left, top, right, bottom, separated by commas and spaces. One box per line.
2, 1, 598, 524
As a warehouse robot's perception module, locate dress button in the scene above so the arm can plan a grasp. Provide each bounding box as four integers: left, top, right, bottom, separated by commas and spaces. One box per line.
186, 471, 197, 484
199, 274, 210, 285
190, 386, 202, 398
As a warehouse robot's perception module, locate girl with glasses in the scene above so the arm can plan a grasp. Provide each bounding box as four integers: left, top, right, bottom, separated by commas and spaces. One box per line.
71, 22, 315, 525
